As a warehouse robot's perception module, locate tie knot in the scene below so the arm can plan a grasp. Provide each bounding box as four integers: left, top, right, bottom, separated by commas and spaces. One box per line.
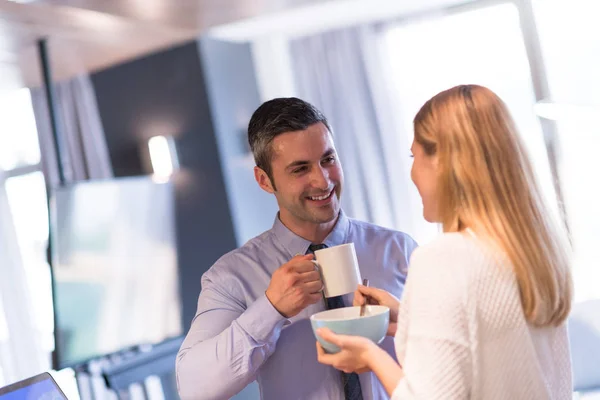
308, 243, 328, 254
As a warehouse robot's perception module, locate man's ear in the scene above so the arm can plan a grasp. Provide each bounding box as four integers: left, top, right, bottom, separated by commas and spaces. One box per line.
254, 166, 275, 194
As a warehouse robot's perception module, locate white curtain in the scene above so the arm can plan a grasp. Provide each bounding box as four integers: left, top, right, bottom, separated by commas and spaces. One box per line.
0, 74, 113, 386
289, 26, 418, 234
30, 74, 113, 187
0, 178, 48, 386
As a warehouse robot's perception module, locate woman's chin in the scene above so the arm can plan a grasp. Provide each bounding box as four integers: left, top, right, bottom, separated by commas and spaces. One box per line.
422, 209, 439, 224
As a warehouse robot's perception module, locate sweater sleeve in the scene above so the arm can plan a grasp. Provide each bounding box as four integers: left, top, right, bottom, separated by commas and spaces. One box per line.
392, 244, 473, 400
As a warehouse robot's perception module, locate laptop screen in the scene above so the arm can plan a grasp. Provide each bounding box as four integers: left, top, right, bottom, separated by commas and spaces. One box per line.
0, 373, 68, 400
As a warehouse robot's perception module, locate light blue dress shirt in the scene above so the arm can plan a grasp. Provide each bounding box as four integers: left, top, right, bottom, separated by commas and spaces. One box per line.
176, 211, 417, 400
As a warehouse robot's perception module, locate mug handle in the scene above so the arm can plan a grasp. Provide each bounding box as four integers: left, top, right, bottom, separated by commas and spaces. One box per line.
311, 260, 327, 296
310, 259, 321, 274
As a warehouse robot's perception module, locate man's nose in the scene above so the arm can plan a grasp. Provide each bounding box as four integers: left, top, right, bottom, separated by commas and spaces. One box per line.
311, 166, 329, 190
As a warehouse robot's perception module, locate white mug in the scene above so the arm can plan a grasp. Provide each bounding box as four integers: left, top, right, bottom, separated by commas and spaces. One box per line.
311, 243, 362, 298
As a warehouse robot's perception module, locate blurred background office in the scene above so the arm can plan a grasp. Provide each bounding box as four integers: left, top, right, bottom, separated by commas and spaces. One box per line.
0, 0, 598, 399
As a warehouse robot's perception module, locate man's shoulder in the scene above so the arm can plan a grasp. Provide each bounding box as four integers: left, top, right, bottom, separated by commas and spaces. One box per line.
204, 230, 273, 281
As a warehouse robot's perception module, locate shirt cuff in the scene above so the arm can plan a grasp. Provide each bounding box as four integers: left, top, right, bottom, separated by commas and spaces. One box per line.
236, 293, 290, 344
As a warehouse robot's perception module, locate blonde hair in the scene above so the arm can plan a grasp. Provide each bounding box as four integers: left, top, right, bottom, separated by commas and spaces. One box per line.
414, 84, 572, 327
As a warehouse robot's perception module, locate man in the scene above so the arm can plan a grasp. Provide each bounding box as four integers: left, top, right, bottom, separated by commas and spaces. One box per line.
176, 98, 417, 400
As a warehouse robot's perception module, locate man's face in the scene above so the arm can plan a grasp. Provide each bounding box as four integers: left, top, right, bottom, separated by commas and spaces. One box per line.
256, 122, 344, 227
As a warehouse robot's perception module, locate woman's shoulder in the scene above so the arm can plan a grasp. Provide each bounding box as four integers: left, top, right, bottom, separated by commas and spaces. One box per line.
410, 231, 486, 266
409, 231, 510, 288
411, 231, 504, 279
405, 231, 511, 309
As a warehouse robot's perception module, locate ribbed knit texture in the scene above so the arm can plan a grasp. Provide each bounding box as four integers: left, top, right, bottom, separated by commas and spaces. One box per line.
392, 232, 572, 400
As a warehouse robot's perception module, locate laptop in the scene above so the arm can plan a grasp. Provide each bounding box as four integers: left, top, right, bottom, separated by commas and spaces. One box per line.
0, 372, 68, 400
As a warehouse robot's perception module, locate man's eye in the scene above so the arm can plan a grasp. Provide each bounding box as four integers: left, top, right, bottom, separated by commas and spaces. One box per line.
323, 156, 336, 164
293, 166, 308, 174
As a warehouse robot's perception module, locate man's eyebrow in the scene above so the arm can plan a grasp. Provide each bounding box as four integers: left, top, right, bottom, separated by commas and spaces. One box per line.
322, 148, 335, 158
285, 148, 336, 171
285, 160, 310, 170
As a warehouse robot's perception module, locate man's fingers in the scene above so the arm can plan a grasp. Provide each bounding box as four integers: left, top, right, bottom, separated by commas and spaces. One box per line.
307, 292, 323, 304
299, 270, 321, 283
304, 280, 324, 295
289, 259, 317, 274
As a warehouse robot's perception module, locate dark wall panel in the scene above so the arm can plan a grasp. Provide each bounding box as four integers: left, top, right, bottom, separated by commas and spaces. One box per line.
91, 41, 237, 330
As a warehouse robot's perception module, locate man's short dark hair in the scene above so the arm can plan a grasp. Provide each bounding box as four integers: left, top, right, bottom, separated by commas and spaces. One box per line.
248, 97, 332, 182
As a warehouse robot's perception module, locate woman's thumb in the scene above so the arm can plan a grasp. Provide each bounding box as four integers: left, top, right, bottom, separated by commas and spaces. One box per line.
353, 288, 365, 306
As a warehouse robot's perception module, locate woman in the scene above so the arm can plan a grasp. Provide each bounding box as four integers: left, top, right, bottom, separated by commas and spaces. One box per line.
316, 85, 573, 399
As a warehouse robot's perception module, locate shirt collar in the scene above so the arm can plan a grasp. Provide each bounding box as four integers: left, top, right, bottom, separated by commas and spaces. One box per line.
271, 210, 350, 257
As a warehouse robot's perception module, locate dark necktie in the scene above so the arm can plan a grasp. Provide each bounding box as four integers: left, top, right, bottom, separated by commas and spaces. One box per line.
308, 244, 364, 400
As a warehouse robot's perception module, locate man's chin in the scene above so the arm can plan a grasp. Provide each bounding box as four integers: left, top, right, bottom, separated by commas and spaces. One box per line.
310, 206, 339, 224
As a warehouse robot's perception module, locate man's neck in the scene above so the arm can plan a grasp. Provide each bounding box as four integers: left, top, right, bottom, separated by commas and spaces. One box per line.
279, 212, 339, 244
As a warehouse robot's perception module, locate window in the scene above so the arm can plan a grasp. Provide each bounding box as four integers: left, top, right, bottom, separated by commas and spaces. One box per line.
383, 0, 599, 304
0, 89, 41, 171
533, 0, 600, 303
5, 171, 54, 350
0, 88, 53, 383
382, 2, 558, 245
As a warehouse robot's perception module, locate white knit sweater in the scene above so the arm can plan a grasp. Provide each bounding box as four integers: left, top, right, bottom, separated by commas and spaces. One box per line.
392, 232, 572, 400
